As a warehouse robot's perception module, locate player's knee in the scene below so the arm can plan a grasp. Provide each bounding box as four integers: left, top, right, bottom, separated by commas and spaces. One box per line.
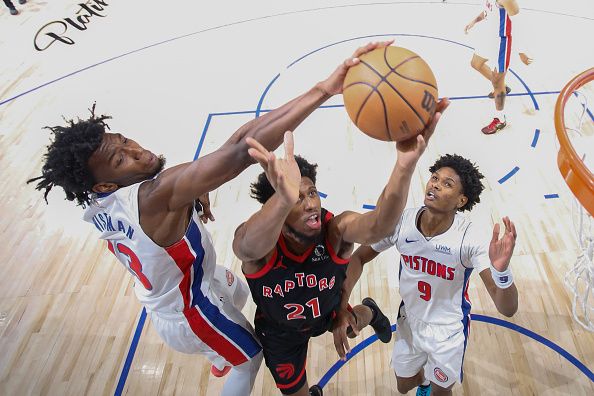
396, 381, 414, 394
396, 383, 409, 394
395, 372, 418, 394
430, 381, 454, 395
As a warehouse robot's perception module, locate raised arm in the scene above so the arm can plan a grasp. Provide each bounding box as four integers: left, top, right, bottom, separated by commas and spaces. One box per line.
465, 10, 486, 34
333, 99, 449, 246
147, 41, 394, 212
340, 245, 380, 310
479, 217, 518, 317
233, 132, 301, 266
332, 245, 380, 359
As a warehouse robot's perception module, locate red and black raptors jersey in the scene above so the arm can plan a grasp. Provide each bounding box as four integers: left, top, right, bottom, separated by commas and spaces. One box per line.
245, 209, 348, 332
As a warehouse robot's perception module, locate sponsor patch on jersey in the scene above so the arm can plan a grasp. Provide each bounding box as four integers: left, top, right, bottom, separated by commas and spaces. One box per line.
314, 245, 325, 257
434, 367, 449, 383
405, 237, 418, 243
312, 244, 329, 262
435, 244, 452, 255
276, 363, 295, 380
226, 270, 234, 286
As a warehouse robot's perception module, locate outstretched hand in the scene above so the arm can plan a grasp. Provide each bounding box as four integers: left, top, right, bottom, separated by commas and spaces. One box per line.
489, 217, 517, 272
318, 40, 395, 96
246, 131, 301, 205
464, 21, 475, 34
396, 98, 450, 169
519, 52, 533, 65
332, 308, 359, 361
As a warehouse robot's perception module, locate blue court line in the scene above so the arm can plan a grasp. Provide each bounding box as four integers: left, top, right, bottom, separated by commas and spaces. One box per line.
206, 89, 555, 122
258, 34, 541, 116
114, 308, 147, 396
255, 73, 280, 118
194, 114, 213, 160
317, 314, 593, 389
362, 204, 376, 210
287, 33, 473, 68
507, 68, 539, 110
449, 91, 559, 101
573, 92, 594, 122
544, 194, 560, 199
472, 314, 594, 382
531, 129, 540, 148
498, 166, 520, 184
318, 323, 397, 388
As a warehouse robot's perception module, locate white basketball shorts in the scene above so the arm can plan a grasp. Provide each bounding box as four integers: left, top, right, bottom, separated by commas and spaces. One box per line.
391, 304, 469, 388
149, 265, 260, 369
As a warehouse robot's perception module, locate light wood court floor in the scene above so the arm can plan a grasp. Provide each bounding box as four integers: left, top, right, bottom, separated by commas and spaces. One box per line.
0, 1, 592, 395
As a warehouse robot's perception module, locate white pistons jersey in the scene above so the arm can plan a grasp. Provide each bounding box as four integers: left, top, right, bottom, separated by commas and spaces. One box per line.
83, 183, 218, 314
83, 183, 261, 364
372, 207, 490, 326
482, 0, 512, 38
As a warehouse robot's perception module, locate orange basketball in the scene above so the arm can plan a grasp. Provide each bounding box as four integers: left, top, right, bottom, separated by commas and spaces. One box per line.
343, 46, 438, 141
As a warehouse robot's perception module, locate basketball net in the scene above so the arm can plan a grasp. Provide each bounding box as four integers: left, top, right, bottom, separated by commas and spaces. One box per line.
563, 90, 594, 332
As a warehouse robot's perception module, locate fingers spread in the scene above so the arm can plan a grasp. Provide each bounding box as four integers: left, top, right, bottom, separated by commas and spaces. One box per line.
491, 223, 501, 243
509, 220, 518, 240
283, 131, 294, 159
248, 148, 269, 169
246, 137, 267, 153
352, 39, 394, 59
333, 331, 346, 360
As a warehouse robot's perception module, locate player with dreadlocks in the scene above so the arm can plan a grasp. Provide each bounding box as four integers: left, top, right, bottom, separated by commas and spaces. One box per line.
27, 40, 395, 396
335, 154, 519, 396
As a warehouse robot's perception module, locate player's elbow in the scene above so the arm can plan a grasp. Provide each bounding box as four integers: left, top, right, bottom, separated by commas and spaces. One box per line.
232, 227, 252, 262
366, 221, 396, 245
359, 227, 386, 246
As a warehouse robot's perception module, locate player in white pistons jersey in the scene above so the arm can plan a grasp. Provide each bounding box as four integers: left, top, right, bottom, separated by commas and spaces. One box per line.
27, 40, 394, 396
372, 207, 490, 326
465, 0, 532, 135
337, 154, 519, 396
83, 185, 257, 365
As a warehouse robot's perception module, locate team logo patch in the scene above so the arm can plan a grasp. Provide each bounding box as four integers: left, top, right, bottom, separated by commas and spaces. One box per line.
276, 363, 295, 380
225, 270, 234, 286
314, 245, 325, 257
312, 244, 329, 262
434, 367, 449, 383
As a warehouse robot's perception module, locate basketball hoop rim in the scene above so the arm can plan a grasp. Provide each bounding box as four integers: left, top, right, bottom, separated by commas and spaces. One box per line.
554, 67, 594, 217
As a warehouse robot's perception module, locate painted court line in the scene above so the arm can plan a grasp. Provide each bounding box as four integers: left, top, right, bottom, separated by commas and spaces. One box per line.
316, 314, 594, 389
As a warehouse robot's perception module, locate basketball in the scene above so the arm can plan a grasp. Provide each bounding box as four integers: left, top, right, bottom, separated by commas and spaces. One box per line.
343, 46, 438, 141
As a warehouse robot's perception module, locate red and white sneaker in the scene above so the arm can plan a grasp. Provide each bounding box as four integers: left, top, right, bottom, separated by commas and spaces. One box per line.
211, 364, 232, 377
481, 117, 506, 135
